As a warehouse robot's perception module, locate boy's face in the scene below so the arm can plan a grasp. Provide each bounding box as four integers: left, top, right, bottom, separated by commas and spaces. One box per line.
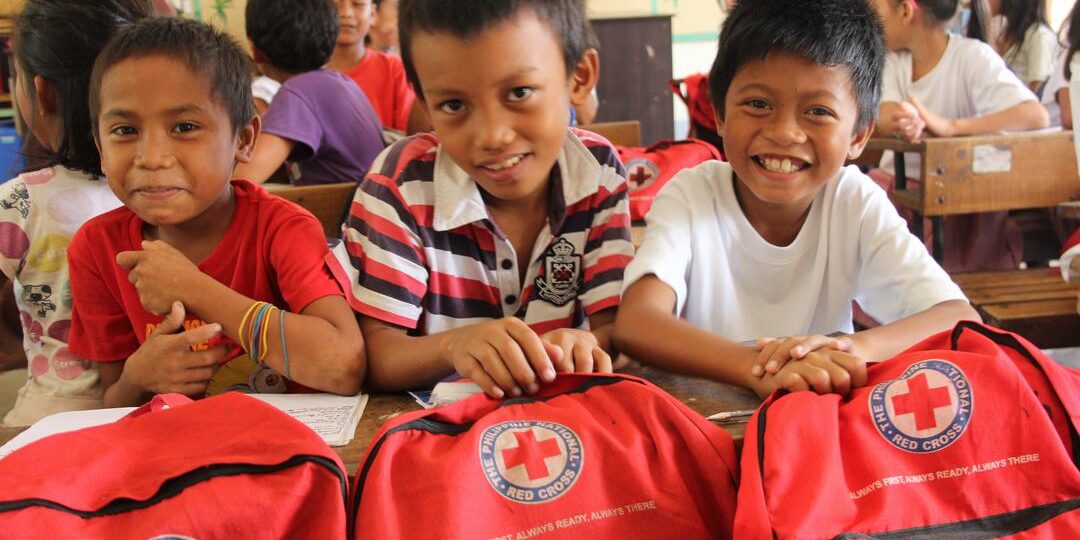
410, 11, 593, 205
95, 55, 257, 228
336, 0, 375, 47
717, 53, 872, 213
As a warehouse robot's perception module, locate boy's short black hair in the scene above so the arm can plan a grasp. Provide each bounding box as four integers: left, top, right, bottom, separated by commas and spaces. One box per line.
398, 0, 595, 98
246, 0, 338, 73
89, 17, 255, 136
708, 0, 884, 131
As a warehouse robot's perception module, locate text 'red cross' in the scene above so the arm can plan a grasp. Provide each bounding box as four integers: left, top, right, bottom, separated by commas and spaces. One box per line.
891, 373, 952, 431
629, 167, 653, 188
501, 429, 562, 481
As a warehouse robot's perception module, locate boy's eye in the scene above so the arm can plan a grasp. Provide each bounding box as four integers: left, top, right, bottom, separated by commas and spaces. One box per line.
173, 122, 199, 133
745, 99, 770, 109
110, 125, 137, 137
507, 87, 534, 102
439, 100, 465, 115
808, 107, 836, 118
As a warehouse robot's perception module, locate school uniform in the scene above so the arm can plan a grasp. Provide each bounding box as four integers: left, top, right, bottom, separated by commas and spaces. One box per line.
342, 129, 634, 336
339, 49, 415, 132
1002, 23, 1057, 86
624, 161, 965, 342
878, 35, 1038, 272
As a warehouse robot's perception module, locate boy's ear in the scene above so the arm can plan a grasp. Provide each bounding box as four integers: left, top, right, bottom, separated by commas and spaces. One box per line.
713, 109, 725, 138
234, 115, 261, 164
32, 75, 58, 117
250, 45, 268, 65
846, 120, 875, 161
569, 48, 600, 107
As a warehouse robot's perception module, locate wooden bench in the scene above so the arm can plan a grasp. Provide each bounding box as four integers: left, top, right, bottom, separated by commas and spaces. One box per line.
952, 269, 1080, 348
265, 182, 356, 238
578, 120, 642, 147
867, 131, 1080, 262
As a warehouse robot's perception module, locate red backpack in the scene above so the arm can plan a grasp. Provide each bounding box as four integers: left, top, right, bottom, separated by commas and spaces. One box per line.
618, 139, 722, 222
352, 373, 739, 539
736, 321, 1080, 538
669, 74, 723, 151
0, 393, 350, 539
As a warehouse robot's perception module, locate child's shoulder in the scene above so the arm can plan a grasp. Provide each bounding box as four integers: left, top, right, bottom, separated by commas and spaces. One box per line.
367, 132, 442, 185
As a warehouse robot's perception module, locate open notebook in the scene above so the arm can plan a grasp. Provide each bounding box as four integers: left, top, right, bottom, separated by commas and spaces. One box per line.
0, 392, 368, 459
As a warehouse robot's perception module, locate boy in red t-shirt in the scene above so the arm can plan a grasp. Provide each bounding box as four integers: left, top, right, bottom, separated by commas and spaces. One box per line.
68, 17, 365, 407
327, 0, 428, 133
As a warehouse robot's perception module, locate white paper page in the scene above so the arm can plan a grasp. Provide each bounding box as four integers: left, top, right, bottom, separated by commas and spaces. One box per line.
250, 393, 369, 447
0, 407, 136, 459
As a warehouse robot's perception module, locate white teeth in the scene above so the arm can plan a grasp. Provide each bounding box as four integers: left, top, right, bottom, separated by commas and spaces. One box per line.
762, 157, 801, 173
486, 155, 523, 171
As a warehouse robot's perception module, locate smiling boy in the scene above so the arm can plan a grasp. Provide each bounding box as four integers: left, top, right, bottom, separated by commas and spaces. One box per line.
67, 18, 365, 407
614, 0, 978, 399
343, 0, 633, 398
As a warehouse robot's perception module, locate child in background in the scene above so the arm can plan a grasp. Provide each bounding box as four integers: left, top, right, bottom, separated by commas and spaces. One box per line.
0, 0, 151, 426
1045, 3, 1080, 129
327, 0, 427, 134
233, 0, 384, 186
369, 0, 400, 56
344, 0, 631, 399
971, 0, 1056, 92
68, 17, 365, 407
872, 0, 1048, 272
614, 0, 976, 399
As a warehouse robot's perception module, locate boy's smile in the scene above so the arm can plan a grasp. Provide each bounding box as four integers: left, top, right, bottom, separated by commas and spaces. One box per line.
409, 10, 579, 207
96, 55, 256, 236
718, 52, 871, 230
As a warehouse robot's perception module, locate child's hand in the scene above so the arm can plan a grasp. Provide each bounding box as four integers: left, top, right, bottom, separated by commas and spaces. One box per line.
121, 301, 228, 396
116, 240, 202, 315
890, 101, 926, 142
751, 334, 852, 377
907, 96, 956, 138
441, 317, 558, 399
541, 328, 613, 374
754, 347, 867, 399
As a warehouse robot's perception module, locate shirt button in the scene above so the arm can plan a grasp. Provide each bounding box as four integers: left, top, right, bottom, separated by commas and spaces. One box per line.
505, 294, 518, 305
501, 259, 513, 270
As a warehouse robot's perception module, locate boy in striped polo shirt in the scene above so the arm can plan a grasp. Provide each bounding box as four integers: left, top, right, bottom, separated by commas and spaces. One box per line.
342, 0, 633, 399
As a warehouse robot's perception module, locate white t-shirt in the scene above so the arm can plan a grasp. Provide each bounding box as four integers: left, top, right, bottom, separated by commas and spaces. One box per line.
880, 35, 1037, 179
1041, 47, 1069, 127
1003, 23, 1058, 85
622, 161, 966, 342
0, 166, 122, 426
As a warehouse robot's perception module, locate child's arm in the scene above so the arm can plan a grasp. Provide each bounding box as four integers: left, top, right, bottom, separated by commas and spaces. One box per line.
614, 275, 801, 398
117, 240, 365, 395
908, 96, 1049, 137
540, 308, 615, 374
1059, 88, 1072, 130
99, 302, 229, 407
361, 316, 557, 398
876, 101, 926, 142
233, 133, 295, 184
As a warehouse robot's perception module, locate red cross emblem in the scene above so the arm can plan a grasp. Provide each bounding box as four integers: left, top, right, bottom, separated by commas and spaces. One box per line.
501, 429, 562, 481
891, 373, 953, 431
629, 167, 653, 188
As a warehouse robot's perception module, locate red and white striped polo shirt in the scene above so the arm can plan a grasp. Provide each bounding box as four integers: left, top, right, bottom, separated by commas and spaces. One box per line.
342, 128, 634, 336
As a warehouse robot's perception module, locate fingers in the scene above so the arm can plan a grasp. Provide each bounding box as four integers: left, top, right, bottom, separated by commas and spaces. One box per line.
181, 321, 223, 348
490, 333, 538, 394
506, 320, 556, 382
149, 302, 187, 337
473, 343, 522, 397
115, 250, 142, 270
546, 340, 574, 374
830, 350, 869, 390
571, 340, 594, 373
789, 334, 847, 359
751, 338, 776, 377
593, 348, 612, 373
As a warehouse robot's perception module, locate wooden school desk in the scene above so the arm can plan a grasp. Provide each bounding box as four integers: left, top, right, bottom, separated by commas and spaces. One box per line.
0, 365, 760, 476
951, 269, 1080, 348
867, 130, 1080, 263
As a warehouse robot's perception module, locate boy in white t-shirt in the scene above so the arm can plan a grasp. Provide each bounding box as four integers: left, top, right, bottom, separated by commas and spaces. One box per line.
613, 0, 978, 399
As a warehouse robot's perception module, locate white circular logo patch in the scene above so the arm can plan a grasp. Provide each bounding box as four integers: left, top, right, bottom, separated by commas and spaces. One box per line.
478, 421, 584, 504
869, 359, 973, 453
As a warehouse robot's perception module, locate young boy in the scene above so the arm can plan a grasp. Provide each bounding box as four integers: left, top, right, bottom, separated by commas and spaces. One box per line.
614, 0, 979, 399
343, 0, 631, 399
68, 17, 365, 407
233, 0, 384, 186
327, 0, 428, 134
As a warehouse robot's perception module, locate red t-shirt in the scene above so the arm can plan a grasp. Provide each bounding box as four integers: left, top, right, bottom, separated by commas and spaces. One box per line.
342, 49, 415, 132
67, 180, 344, 362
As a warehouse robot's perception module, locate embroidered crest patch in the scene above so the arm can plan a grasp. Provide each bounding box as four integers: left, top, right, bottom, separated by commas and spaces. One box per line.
535, 237, 581, 306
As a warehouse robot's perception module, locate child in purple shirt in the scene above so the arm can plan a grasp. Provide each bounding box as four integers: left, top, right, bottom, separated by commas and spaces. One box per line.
235, 0, 384, 186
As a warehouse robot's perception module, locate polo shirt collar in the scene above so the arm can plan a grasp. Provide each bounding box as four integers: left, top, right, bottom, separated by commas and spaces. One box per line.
431, 131, 603, 232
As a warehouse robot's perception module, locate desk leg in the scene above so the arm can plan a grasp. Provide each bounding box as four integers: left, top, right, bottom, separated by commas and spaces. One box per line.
894, 150, 906, 190
913, 210, 924, 245
931, 216, 944, 263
